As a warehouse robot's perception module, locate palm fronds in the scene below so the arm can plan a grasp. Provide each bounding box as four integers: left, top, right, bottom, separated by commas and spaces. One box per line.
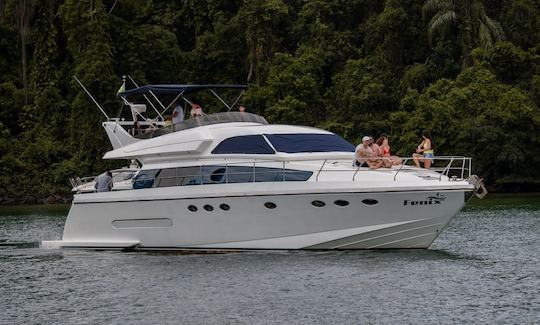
427, 9, 457, 46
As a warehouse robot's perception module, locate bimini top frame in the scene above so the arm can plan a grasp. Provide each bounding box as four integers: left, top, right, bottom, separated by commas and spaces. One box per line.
74, 75, 250, 139
119, 84, 247, 96
118, 81, 247, 116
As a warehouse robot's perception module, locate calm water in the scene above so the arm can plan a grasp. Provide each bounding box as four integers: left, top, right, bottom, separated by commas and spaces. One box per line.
1, 195, 539, 324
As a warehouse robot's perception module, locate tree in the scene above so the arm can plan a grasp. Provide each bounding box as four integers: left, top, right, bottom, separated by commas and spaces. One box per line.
422, 0, 505, 67
59, 0, 117, 174
13, 0, 34, 104
499, 0, 540, 50
391, 66, 540, 185
240, 0, 290, 84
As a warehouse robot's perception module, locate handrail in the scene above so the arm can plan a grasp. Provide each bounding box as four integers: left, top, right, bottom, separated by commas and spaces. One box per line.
316, 159, 327, 181
439, 157, 455, 181
73, 155, 475, 193
393, 157, 410, 181
146, 156, 472, 185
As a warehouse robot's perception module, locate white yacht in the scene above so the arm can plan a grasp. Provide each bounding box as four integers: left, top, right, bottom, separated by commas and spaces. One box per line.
42, 82, 486, 251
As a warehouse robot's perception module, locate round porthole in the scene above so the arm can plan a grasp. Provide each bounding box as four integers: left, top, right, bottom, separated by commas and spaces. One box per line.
264, 202, 277, 209
334, 200, 349, 207
188, 205, 198, 212
362, 199, 378, 205
203, 204, 214, 211
219, 203, 230, 211
311, 200, 326, 207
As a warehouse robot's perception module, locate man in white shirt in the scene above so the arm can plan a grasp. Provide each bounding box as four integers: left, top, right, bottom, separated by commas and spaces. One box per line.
171, 101, 184, 124
354, 136, 380, 169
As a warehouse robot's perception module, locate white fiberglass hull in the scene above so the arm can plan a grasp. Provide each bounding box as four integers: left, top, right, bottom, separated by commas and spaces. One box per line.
43, 182, 472, 250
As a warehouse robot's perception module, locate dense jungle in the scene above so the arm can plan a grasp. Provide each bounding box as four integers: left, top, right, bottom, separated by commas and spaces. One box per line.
1, 0, 539, 199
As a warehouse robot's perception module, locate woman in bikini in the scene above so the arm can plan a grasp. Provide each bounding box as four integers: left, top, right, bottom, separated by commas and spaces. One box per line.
412, 130, 434, 169
375, 134, 402, 167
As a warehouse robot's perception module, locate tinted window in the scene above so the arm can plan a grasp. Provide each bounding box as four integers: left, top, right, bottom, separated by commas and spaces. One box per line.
153, 165, 312, 187
227, 166, 312, 183
155, 167, 201, 187
133, 169, 160, 189
211, 135, 275, 154
265, 133, 354, 153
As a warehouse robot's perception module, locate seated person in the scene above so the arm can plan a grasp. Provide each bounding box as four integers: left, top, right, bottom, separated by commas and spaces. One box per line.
131, 121, 143, 136
354, 136, 381, 169
164, 115, 172, 127
376, 134, 402, 167
413, 130, 435, 169
190, 103, 204, 117
368, 136, 383, 168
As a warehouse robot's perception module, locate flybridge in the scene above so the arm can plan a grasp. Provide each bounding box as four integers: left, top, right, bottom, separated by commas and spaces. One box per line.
75, 75, 248, 121
75, 75, 253, 146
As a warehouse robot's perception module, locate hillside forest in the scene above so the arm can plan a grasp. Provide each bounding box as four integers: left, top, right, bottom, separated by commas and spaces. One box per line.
1, 0, 540, 197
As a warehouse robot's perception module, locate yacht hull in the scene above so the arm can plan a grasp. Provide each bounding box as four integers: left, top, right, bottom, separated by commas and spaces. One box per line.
44, 184, 471, 250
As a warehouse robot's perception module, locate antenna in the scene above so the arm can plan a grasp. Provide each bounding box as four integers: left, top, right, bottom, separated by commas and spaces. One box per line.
73, 75, 110, 120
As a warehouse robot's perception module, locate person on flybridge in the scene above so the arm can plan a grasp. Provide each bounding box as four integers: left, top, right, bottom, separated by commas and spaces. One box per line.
171, 99, 184, 124
190, 102, 204, 117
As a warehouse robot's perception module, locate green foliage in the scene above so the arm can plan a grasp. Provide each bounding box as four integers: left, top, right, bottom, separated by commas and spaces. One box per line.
423, 0, 505, 67
392, 66, 540, 184
1, 0, 540, 197
261, 50, 326, 125
500, 0, 540, 50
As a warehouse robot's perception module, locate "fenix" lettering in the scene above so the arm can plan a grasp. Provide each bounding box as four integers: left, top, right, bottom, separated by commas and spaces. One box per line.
403, 198, 443, 206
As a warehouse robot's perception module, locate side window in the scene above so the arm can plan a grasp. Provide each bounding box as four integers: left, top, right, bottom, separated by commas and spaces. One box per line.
254, 168, 312, 182
284, 170, 313, 181
141, 166, 312, 188
133, 169, 160, 189
211, 135, 275, 154
155, 168, 177, 187
180, 167, 201, 185
265, 133, 355, 153
155, 167, 202, 187
225, 166, 254, 183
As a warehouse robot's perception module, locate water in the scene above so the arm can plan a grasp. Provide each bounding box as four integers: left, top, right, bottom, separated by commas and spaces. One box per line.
1, 195, 539, 324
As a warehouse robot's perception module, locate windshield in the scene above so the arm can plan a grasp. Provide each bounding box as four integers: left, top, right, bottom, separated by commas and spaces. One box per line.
265, 133, 355, 153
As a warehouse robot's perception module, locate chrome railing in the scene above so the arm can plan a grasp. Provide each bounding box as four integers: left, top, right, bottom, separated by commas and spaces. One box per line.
136, 156, 474, 189
73, 156, 475, 193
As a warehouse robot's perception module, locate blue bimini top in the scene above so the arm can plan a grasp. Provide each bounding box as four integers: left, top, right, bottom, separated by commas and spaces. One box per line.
119, 84, 247, 96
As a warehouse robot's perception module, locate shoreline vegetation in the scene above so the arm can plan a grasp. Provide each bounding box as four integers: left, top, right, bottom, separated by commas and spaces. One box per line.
1, 1, 540, 199
0, 195, 71, 206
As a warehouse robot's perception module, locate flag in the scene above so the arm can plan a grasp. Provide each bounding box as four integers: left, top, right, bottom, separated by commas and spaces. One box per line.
116, 81, 125, 96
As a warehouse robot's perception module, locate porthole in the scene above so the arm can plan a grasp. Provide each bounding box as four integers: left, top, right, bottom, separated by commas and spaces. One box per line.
362, 199, 378, 205
264, 202, 277, 209
203, 204, 214, 212
334, 200, 349, 207
220, 203, 230, 211
311, 200, 326, 207
187, 205, 198, 212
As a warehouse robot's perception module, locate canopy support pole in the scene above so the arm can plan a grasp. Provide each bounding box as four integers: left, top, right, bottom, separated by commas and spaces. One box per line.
210, 89, 233, 111
227, 90, 245, 112
161, 91, 185, 117
127, 75, 165, 120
